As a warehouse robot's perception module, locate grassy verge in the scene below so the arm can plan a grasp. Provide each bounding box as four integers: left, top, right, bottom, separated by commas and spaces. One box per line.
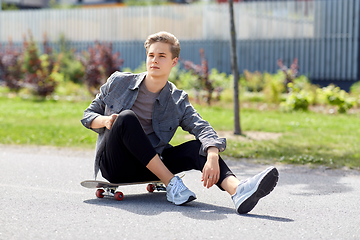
0, 97, 94, 148
1, 96, 359, 169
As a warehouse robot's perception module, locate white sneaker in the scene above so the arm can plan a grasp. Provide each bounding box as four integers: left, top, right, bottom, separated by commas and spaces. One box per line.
166, 176, 196, 205
232, 167, 279, 214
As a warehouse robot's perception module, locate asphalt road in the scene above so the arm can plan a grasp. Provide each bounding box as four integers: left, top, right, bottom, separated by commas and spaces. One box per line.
1, 145, 359, 240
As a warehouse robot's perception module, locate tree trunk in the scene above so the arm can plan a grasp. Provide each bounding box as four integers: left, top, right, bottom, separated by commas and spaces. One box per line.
228, 0, 241, 135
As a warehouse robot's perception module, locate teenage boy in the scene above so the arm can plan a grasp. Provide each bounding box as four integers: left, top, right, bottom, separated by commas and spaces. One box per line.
81, 31, 278, 214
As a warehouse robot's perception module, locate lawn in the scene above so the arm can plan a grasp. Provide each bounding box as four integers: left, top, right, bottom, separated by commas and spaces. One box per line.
1, 96, 359, 169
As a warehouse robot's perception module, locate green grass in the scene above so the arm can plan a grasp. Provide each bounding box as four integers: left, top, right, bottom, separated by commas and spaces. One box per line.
172, 104, 360, 169
0, 97, 94, 148
1, 96, 359, 169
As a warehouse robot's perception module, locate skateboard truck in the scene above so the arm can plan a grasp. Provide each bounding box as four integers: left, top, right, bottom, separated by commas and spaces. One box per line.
95, 187, 123, 201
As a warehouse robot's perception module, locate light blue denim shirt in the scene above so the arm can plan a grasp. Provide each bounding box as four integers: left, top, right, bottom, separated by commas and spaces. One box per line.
81, 71, 226, 179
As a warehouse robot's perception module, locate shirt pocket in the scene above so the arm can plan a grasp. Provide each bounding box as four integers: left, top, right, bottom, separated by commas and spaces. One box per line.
103, 95, 123, 115
158, 118, 179, 143
158, 118, 179, 132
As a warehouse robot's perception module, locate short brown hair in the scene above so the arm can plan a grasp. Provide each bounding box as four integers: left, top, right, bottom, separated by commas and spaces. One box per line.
144, 31, 180, 59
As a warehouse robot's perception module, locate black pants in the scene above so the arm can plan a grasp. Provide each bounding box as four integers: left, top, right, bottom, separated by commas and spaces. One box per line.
100, 110, 234, 190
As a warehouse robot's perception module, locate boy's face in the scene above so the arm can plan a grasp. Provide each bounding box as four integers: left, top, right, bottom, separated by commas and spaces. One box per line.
146, 42, 178, 79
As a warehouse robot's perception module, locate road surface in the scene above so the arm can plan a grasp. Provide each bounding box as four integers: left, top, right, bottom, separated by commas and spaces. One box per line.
1, 145, 359, 239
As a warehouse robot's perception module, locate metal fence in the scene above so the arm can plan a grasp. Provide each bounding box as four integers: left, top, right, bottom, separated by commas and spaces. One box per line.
1, 0, 359, 87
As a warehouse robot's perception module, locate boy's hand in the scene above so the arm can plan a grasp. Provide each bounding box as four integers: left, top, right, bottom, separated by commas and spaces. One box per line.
105, 114, 118, 130
202, 147, 220, 188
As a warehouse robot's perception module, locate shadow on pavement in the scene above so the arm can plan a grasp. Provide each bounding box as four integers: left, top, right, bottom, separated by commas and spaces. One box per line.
83, 192, 293, 222
242, 213, 294, 222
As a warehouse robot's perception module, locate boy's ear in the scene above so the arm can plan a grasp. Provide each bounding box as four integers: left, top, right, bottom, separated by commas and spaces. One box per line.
172, 57, 178, 67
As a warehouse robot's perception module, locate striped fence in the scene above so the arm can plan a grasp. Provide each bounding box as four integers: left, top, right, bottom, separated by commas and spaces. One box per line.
0, 0, 359, 89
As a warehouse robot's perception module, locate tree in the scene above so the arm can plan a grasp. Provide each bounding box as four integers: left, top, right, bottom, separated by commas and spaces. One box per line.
228, 0, 241, 135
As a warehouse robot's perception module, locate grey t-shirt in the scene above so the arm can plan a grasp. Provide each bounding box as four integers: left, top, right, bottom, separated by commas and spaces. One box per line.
131, 81, 160, 135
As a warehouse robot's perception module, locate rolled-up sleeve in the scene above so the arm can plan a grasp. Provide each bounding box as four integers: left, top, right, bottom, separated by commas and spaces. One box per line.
179, 94, 226, 156
81, 75, 113, 134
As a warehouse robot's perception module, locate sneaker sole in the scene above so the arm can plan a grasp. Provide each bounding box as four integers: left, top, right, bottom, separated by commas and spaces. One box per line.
175, 195, 197, 206
237, 167, 279, 214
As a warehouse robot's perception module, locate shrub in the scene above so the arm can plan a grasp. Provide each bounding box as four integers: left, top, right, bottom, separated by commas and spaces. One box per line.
1, 2, 19, 10
177, 69, 199, 97
0, 39, 23, 92
263, 71, 285, 104
242, 70, 264, 92
280, 76, 323, 112
350, 81, 360, 106
277, 58, 299, 92
81, 42, 124, 96
22, 32, 59, 97
294, 75, 319, 105
280, 82, 310, 112
317, 85, 356, 113
209, 68, 232, 101
57, 34, 85, 84
181, 49, 215, 105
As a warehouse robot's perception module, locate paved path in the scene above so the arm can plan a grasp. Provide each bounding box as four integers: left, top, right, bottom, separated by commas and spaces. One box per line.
1, 145, 359, 239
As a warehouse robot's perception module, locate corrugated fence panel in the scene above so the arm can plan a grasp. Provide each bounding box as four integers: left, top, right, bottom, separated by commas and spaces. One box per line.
0, 0, 359, 84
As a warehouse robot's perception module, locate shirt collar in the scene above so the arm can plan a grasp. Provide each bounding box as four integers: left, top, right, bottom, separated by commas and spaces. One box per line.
129, 72, 146, 90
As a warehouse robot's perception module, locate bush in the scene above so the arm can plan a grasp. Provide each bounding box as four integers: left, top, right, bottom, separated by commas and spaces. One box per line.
350, 81, 360, 106
263, 71, 285, 104
209, 68, 232, 101
57, 34, 85, 84
280, 82, 310, 112
181, 49, 215, 105
242, 70, 264, 92
0, 40, 23, 92
277, 58, 299, 92
81, 42, 124, 96
317, 85, 356, 113
1, 2, 18, 10
177, 69, 199, 94
21, 32, 59, 97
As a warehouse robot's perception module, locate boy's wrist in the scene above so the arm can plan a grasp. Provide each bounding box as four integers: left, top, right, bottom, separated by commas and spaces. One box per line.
207, 146, 219, 155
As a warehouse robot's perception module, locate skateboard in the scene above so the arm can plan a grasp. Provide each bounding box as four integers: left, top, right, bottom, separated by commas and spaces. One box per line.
80, 180, 166, 201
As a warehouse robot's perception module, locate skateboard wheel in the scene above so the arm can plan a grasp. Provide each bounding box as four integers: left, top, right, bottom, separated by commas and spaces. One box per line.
147, 184, 155, 192
96, 189, 105, 198
114, 192, 124, 201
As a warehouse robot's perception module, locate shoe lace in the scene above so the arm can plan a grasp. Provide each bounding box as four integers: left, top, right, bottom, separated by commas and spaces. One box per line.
169, 178, 187, 202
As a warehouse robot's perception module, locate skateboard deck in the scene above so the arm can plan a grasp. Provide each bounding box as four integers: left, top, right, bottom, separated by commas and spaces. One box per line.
80, 180, 166, 201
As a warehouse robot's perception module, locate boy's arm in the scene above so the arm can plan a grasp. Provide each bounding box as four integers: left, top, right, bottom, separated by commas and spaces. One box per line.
179, 94, 226, 155
81, 73, 117, 133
